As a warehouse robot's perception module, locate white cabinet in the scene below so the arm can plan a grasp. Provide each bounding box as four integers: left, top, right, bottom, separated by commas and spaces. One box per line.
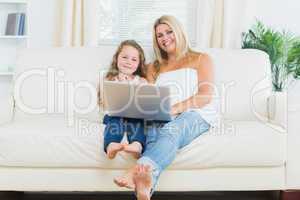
0, 0, 28, 76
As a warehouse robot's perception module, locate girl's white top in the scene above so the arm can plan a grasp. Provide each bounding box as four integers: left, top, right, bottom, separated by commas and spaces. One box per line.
111, 75, 146, 84
155, 68, 220, 126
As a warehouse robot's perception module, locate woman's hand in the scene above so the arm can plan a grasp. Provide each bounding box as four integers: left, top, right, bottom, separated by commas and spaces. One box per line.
171, 102, 186, 116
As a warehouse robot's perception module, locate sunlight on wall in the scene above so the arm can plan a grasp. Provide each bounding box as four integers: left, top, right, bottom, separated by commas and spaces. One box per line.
245, 0, 300, 34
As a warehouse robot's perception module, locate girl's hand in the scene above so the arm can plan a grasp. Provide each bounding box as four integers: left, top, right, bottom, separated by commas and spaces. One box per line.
139, 77, 148, 84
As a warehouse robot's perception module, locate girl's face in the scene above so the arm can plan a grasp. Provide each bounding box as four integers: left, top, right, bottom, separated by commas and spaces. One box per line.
117, 45, 140, 75
156, 23, 176, 54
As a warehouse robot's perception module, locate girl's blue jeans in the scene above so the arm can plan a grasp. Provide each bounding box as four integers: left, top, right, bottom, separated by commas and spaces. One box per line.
103, 114, 146, 153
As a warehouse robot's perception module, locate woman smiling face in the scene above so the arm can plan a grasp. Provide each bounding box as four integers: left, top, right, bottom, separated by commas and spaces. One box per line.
155, 23, 176, 55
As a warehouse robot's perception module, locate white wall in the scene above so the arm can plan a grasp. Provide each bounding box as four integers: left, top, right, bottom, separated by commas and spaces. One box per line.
27, 0, 99, 47
27, 0, 60, 47
245, 0, 300, 34
0, 0, 59, 99
25, 0, 300, 48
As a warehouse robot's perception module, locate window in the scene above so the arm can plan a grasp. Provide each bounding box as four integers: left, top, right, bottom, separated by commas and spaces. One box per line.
97, 0, 198, 47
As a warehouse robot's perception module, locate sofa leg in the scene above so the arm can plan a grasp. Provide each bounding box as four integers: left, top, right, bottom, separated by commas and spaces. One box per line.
0, 191, 24, 200
280, 190, 300, 200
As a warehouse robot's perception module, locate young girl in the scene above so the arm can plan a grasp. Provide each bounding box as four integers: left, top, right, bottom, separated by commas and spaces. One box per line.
98, 40, 148, 160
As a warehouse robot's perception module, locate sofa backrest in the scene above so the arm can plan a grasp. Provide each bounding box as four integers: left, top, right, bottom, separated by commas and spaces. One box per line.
13, 47, 116, 122
13, 47, 271, 122
203, 48, 272, 121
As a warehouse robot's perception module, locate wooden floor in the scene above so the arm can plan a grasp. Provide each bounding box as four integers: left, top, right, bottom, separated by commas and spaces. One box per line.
0, 191, 280, 200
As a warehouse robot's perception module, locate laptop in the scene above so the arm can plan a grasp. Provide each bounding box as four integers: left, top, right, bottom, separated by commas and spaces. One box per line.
103, 80, 174, 121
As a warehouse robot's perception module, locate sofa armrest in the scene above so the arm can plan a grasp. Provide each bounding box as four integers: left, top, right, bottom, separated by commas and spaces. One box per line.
267, 91, 287, 130
286, 108, 300, 189
286, 82, 300, 189
0, 94, 14, 126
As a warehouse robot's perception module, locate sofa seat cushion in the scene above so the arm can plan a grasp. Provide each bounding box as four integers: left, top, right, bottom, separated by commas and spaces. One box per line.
0, 116, 286, 169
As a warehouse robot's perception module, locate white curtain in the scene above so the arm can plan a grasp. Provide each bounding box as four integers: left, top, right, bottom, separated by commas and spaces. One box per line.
54, 0, 100, 46
55, 0, 85, 46
197, 0, 250, 49
53, 0, 249, 48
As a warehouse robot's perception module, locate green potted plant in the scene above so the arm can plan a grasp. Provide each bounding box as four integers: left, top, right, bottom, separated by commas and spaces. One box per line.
287, 40, 300, 109
242, 21, 300, 91
242, 21, 300, 127
287, 40, 300, 79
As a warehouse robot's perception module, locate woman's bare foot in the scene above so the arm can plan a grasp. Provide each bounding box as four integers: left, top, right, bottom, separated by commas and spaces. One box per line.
106, 142, 124, 159
123, 141, 143, 159
133, 165, 152, 200
113, 167, 135, 189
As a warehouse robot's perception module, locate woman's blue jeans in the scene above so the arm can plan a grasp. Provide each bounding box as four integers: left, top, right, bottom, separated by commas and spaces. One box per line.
137, 111, 210, 192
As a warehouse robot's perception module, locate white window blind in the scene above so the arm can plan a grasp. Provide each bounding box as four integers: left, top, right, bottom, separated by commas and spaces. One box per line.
97, 0, 198, 46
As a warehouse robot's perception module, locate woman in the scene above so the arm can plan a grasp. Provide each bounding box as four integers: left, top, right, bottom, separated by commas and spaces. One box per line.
114, 15, 218, 200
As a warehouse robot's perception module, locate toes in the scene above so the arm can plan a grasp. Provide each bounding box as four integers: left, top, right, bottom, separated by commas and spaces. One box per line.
119, 144, 125, 150
135, 165, 140, 174
118, 182, 126, 187
125, 182, 135, 189
107, 153, 114, 159
140, 164, 145, 171
144, 165, 151, 172
138, 165, 143, 173
133, 170, 138, 177
134, 164, 140, 171
113, 178, 121, 185
119, 179, 127, 186
113, 178, 125, 187
141, 164, 147, 173
117, 178, 131, 187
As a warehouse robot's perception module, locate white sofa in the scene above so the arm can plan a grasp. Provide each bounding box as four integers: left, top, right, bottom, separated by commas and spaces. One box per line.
0, 47, 299, 194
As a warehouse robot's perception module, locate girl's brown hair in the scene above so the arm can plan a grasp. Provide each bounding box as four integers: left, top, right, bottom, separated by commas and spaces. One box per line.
105, 40, 146, 80
98, 40, 146, 107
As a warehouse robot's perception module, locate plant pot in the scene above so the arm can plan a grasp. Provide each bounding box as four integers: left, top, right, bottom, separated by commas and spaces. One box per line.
288, 79, 300, 113
268, 91, 287, 130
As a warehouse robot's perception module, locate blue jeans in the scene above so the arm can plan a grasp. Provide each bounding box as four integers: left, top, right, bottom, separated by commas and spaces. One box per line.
137, 111, 210, 193
103, 115, 146, 153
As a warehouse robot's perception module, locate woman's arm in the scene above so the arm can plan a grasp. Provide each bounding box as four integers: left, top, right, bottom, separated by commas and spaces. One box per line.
145, 63, 157, 84
171, 53, 214, 115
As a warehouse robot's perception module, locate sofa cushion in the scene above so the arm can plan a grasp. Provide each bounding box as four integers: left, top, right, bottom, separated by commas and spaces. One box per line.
0, 116, 286, 169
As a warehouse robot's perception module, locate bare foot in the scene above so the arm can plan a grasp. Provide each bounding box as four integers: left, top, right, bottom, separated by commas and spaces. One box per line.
133, 165, 152, 200
123, 142, 143, 159
113, 167, 135, 189
106, 142, 124, 159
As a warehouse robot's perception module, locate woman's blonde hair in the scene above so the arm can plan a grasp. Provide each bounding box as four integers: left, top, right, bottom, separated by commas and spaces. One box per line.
105, 40, 146, 80
153, 15, 192, 66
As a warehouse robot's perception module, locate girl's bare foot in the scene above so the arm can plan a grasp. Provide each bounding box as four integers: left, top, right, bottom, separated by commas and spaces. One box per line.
123, 141, 143, 159
113, 167, 136, 189
106, 142, 124, 159
133, 165, 152, 200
